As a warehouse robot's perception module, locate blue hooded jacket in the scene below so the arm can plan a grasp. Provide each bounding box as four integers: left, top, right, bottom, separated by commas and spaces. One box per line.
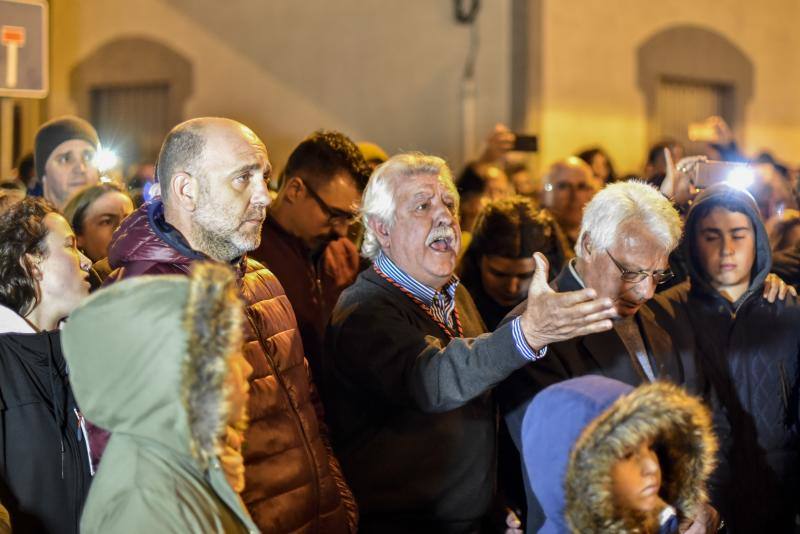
521, 376, 716, 533
522, 376, 631, 533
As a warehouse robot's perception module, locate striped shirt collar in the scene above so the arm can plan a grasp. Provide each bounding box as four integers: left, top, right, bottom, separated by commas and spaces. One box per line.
375, 251, 459, 306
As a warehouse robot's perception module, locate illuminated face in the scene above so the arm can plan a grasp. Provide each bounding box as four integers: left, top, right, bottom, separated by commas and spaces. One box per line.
378, 173, 461, 289
580, 225, 669, 317
42, 140, 100, 210
33, 213, 92, 321
694, 207, 755, 297
76, 191, 134, 262
544, 165, 601, 231
611, 440, 664, 514
479, 255, 535, 307
191, 124, 272, 261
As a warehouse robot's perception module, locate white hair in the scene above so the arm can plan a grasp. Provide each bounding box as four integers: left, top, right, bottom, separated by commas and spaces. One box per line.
360, 153, 458, 260
575, 180, 682, 258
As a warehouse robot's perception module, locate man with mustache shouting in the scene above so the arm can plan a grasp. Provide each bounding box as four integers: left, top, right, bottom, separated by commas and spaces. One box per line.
323, 153, 618, 532
101, 117, 359, 533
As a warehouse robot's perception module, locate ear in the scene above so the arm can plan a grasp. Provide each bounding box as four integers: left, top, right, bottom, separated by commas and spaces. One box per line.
369, 217, 392, 250
23, 253, 43, 281
580, 232, 593, 257
170, 172, 198, 212
76, 234, 86, 251
282, 176, 304, 203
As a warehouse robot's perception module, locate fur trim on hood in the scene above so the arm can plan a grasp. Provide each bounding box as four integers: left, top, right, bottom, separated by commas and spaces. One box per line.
565, 381, 717, 533
181, 262, 244, 468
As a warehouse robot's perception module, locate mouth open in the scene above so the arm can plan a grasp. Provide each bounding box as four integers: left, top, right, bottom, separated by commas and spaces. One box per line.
429, 236, 454, 252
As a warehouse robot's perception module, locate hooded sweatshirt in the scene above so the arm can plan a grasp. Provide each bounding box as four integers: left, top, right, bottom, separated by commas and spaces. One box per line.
521, 376, 716, 533
60, 263, 258, 533
0, 305, 92, 534
660, 184, 800, 532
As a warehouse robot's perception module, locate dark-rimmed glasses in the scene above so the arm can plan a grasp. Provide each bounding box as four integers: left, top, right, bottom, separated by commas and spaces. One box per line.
300, 178, 359, 226
606, 250, 674, 285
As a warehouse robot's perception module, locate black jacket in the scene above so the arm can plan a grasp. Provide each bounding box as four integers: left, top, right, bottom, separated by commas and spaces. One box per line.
0, 313, 92, 534
658, 185, 800, 533
772, 242, 800, 290
498, 266, 700, 533
324, 266, 530, 533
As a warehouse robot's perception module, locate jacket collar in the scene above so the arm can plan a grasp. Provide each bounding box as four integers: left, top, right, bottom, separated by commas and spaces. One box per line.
109, 200, 248, 280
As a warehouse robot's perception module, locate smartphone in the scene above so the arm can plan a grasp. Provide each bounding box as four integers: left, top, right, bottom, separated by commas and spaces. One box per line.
512, 134, 538, 152
692, 161, 753, 189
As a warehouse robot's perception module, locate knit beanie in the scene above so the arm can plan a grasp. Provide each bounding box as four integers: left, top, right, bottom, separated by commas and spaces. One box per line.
34, 116, 100, 179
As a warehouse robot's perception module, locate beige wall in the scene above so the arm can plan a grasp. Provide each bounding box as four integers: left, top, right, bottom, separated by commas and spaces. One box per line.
532, 0, 800, 175
48, 0, 512, 172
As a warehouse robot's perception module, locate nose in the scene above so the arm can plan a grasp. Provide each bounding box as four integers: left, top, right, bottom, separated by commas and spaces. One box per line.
721, 235, 735, 257
629, 275, 657, 302
433, 198, 455, 227
79, 250, 92, 272
507, 276, 521, 295
331, 219, 350, 238
252, 176, 271, 208
640, 447, 659, 477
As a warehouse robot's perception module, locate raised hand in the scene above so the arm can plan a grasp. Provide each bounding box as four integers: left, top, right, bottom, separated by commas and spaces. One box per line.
519, 253, 617, 351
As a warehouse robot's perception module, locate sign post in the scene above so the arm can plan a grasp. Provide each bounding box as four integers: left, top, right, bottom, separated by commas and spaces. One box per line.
0, 0, 47, 180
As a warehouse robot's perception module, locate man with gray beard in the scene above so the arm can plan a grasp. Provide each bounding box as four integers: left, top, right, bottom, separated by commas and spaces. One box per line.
99, 117, 359, 533
324, 153, 617, 533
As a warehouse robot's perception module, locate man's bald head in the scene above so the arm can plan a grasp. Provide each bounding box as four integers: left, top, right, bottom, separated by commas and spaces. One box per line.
542, 156, 602, 236
156, 117, 267, 201
545, 156, 595, 185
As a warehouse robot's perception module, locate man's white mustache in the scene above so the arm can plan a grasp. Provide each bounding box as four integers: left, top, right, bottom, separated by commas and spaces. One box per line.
425, 227, 456, 246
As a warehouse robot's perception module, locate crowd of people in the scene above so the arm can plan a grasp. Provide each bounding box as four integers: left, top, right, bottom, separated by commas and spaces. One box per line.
0, 113, 798, 534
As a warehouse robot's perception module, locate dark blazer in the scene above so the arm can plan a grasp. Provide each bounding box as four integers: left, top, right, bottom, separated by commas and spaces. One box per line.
324, 266, 531, 533
496, 264, 700, 533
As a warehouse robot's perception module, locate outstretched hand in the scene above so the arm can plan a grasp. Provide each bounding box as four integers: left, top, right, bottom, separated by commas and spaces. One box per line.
519, 253, 617, 351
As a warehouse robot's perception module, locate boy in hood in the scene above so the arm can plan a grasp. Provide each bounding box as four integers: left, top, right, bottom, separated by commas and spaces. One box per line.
521, 375, 717, 533
61, 262, 258, 533
654, 183, 800, 532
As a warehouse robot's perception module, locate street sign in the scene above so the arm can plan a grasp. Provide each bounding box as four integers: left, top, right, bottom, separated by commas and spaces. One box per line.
0, 0, 47, 98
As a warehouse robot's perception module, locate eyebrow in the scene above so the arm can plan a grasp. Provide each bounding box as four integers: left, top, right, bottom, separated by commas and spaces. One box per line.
700, 226, 751, 233
487, 266, 535, 277
227, 162, 268, 180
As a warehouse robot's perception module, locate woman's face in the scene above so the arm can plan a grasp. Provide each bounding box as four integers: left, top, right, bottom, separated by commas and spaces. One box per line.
76, 191, 134, 262
479, 255, 536, 307
34, 213, 92, 319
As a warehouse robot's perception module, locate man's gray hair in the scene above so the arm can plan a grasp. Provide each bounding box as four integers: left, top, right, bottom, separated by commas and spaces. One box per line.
361, 153, 458, 260
575, 180, 682, 258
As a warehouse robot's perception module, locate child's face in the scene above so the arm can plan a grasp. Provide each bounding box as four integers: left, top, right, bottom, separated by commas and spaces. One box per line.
611, 440, 663, 513
694, 207, 756, 294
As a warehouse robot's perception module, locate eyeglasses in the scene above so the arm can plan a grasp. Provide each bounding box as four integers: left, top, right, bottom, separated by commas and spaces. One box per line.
300, 178, 359, 226
606, 250, 674, 285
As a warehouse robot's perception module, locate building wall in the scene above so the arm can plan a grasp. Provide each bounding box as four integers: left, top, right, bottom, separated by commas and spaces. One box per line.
533, 0, 800, 175
47, 0, 512, 172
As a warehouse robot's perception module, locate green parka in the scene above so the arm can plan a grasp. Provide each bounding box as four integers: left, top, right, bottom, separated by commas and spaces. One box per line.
61, 263, 259, 533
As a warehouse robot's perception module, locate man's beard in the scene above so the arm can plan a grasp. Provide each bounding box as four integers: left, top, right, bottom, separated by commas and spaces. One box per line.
191, 191, 264, 262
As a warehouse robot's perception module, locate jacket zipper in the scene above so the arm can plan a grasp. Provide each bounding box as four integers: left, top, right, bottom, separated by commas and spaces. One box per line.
246, 311, 321, 533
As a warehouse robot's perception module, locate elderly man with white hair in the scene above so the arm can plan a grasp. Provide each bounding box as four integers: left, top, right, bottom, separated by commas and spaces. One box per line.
324, 153, 617, 532
498, 180, 709, 532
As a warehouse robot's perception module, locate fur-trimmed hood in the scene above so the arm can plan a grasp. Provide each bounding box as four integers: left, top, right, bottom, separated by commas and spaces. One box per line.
61, 262, 243, 468
522, 376, 717, 533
